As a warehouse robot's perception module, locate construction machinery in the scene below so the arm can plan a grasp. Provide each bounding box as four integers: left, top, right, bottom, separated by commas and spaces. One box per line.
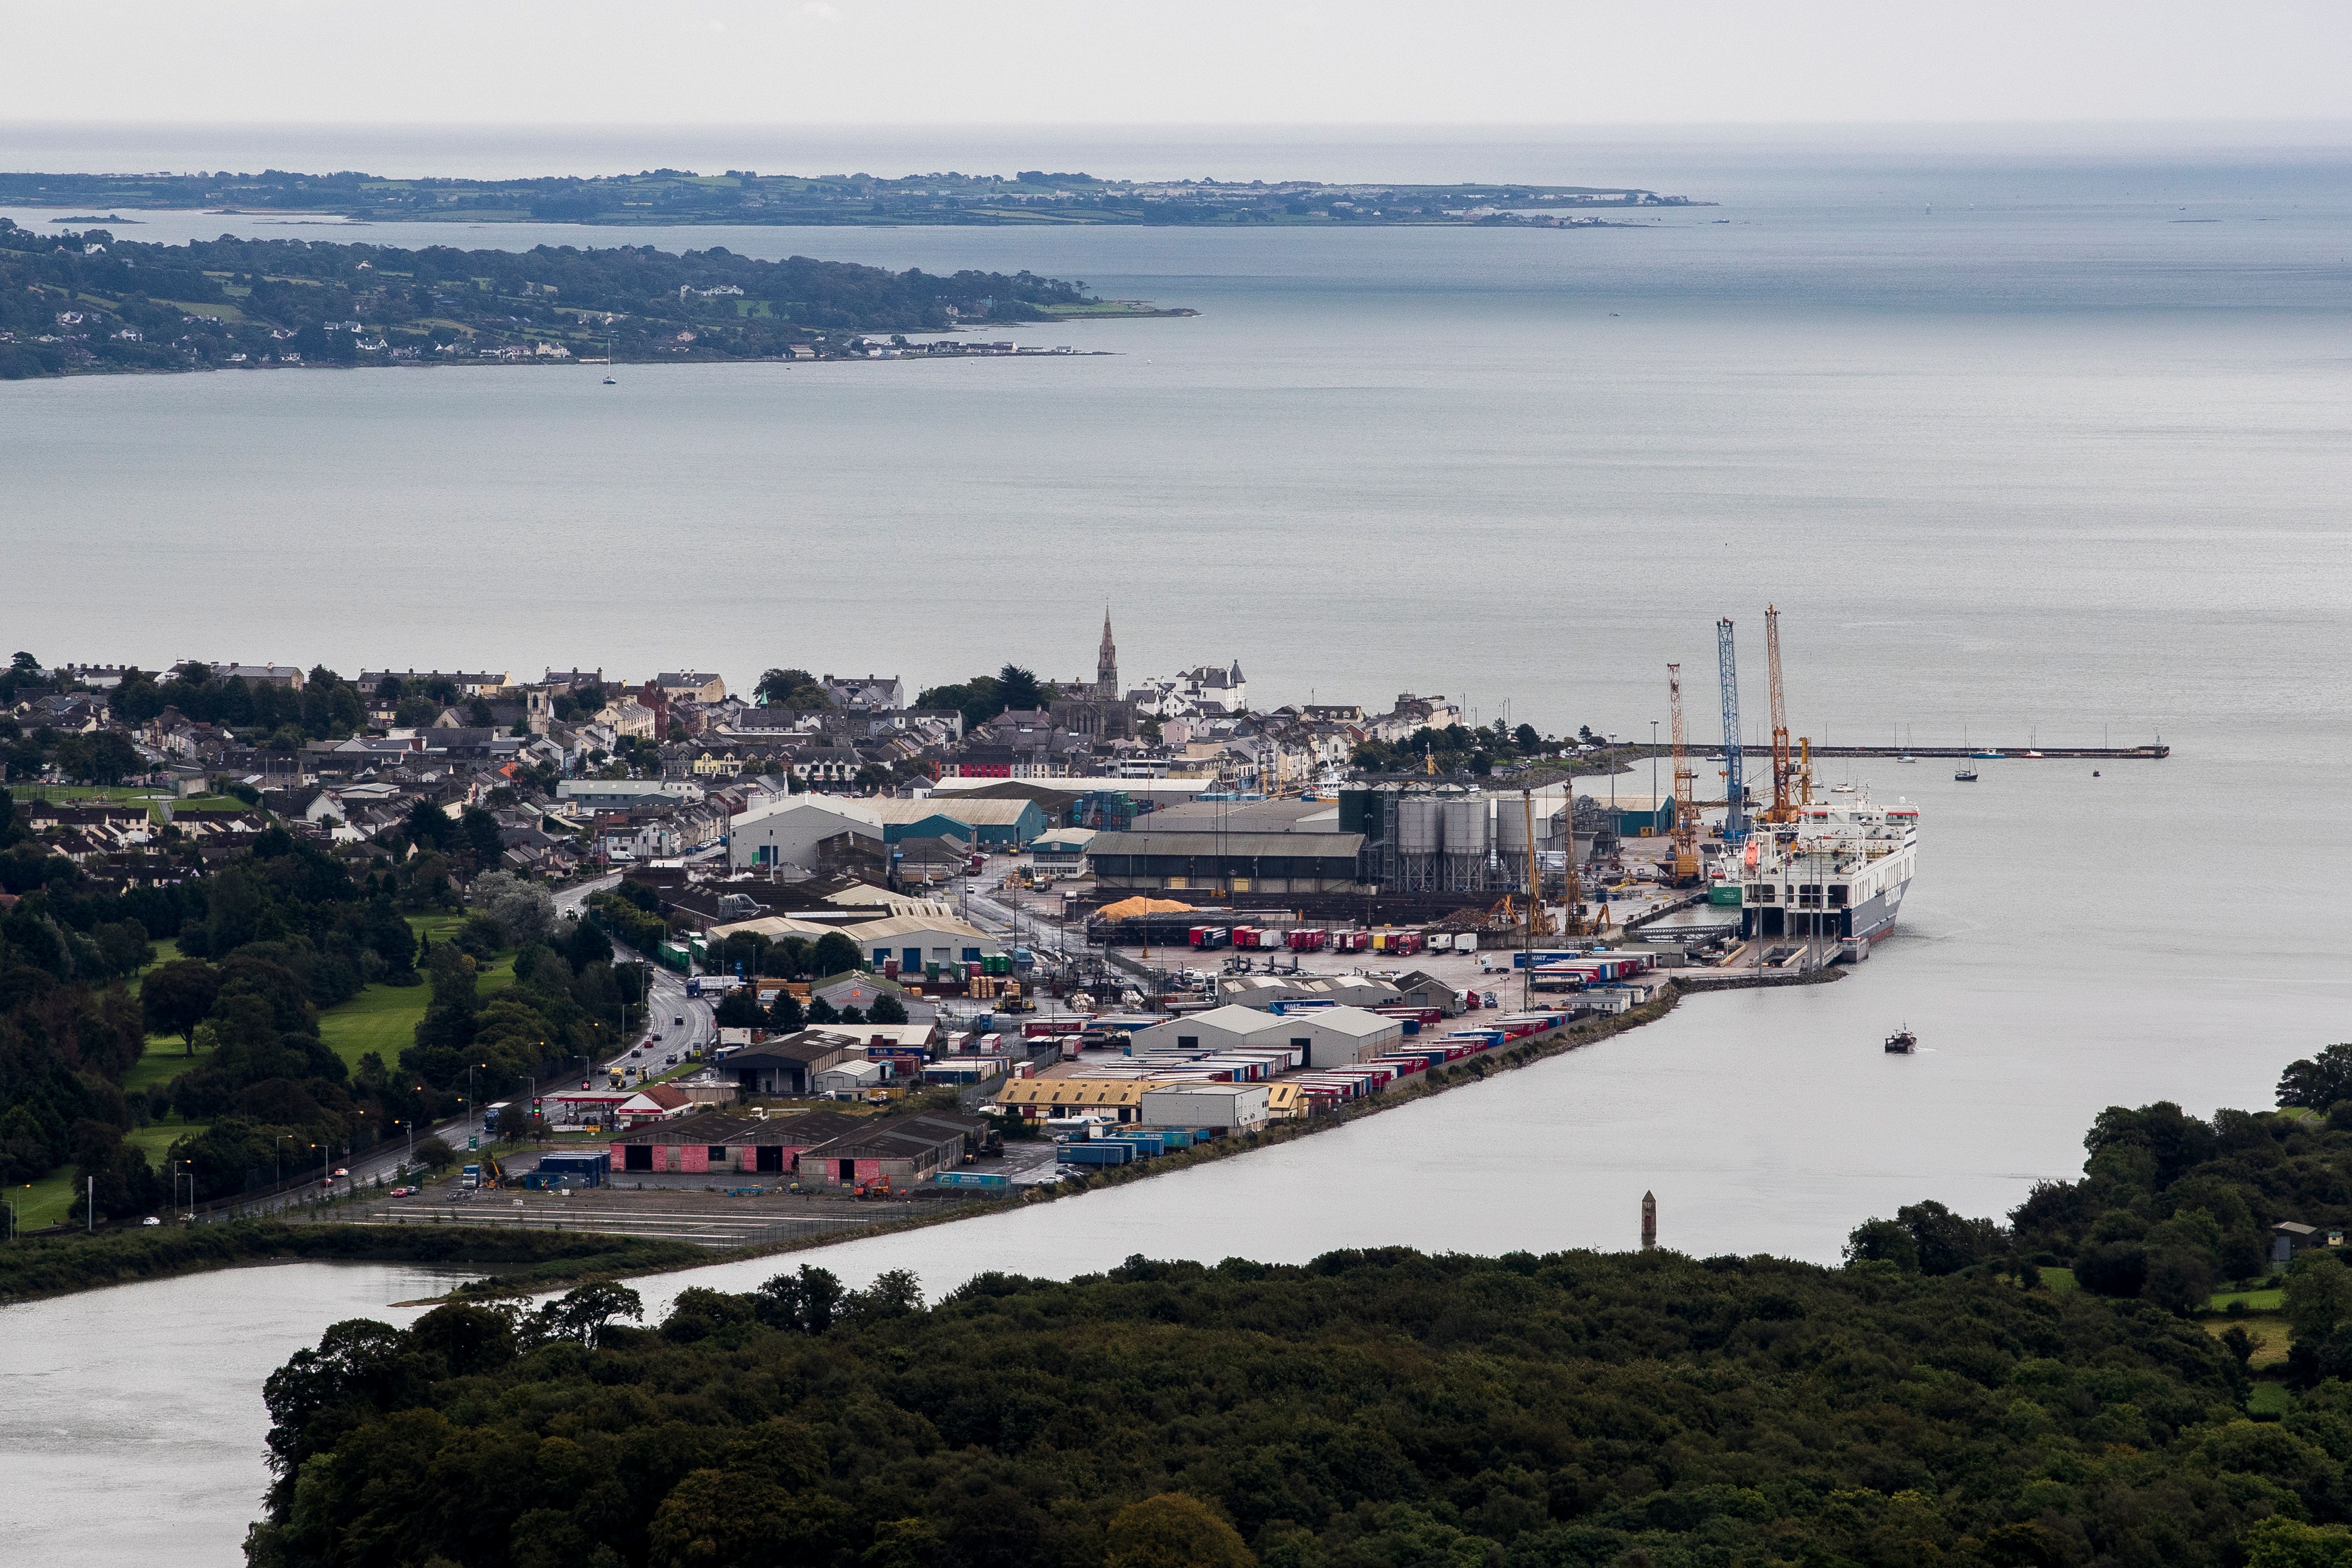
1667, 664, 1701, 885
1761, 604, 1796, 824
1715, 617, 1748, 841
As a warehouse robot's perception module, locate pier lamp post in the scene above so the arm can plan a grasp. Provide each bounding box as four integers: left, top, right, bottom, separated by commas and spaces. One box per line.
1650, 722, 1660, 826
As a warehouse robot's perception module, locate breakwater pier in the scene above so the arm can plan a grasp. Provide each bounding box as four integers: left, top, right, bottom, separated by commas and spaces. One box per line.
1726, 743, 2167, 761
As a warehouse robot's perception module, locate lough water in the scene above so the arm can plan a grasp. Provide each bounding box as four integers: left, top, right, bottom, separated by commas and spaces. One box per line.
4, 126, 2352, 1564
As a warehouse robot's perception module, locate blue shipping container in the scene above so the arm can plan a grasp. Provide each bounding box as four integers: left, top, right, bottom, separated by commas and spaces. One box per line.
1105, 1132, 1167, 1158
1057, 1143, 1136, 1168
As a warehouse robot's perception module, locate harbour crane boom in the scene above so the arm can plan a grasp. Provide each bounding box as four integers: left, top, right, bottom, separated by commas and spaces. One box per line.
1667, 664, 1700, 885
1763, 604, 1794, 824
1716, 617, 1746, 841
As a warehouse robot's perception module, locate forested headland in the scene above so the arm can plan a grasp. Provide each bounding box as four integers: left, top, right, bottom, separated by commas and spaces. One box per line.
0, 220, 1098, 379
248, 1042, 2352, 1568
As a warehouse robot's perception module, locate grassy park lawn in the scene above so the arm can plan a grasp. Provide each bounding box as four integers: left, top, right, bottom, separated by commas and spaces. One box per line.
2038, 1267, 2078, 1293
2205, 1312, 2291, 1369
2210, 1286, 2285, 1313
314, 920, 511, 1076
15, 786, 249, 819
2248, 1381, 2296, 1415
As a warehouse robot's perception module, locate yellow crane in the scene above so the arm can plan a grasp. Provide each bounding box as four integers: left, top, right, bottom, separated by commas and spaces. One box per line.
1761, 604, 1796, 824
1667, 664, 1700, 885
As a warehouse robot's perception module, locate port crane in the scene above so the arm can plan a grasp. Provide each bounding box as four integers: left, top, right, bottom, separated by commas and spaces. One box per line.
1666, 664, 1701, 885
1760, 604, 1797, 824
1716, 617, 1748, 842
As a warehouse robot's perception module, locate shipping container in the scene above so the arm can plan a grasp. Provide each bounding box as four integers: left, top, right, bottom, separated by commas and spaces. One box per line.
935, 1171, 1011, 1191
1104, 1131, 1168, 1158
1056, 1141, 1136, 1168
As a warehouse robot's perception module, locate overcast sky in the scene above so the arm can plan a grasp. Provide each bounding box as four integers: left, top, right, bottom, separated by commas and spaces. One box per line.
10, 0, 2352, 127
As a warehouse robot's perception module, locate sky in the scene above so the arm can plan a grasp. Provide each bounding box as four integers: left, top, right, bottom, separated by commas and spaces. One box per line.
8, 0, 2352, 128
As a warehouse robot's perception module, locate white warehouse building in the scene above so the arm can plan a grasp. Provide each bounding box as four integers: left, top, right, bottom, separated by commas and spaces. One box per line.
1130, 1003, 1402, 1070
728, 796, 884, 872
1139, 1083, 1271, 1135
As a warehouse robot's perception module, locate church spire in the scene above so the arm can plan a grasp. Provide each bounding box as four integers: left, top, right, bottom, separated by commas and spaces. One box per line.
1097, 606, 1118, 697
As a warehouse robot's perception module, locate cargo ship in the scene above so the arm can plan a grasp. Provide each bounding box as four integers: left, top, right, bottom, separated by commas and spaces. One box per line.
1736, 784, 1917, 951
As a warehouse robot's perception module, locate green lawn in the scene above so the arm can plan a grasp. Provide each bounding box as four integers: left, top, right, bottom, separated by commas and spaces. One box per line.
20, 784, 172, 805
123, 937, 182, 999
316, 928, 512, 1077
15, 785, 250, 821
2248, 1380, 2296, 1415
2212, 1287, 2286, 1313
2039, 1267, 2079, 1293
124, 1035, 208, 1096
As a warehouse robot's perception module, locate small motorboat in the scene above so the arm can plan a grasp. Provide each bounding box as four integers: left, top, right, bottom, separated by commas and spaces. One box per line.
1954, 765, 1978, 782
1971, 749, 2005, 759
1884, 1028, 1917, 1054
1897, 753, 1916, 763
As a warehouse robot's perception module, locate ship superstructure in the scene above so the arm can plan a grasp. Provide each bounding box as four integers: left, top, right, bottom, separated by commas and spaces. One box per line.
1737, 784, 1917, 950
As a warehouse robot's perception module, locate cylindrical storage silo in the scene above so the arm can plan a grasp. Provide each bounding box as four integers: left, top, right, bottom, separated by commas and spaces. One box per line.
1443, 799, 1488, 856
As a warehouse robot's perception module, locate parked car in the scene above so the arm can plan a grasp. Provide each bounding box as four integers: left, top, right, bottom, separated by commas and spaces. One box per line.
389, 1186, 414, 1198
141, 1215, 161, 1226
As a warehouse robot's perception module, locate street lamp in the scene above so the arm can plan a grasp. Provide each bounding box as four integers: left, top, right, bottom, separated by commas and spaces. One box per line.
1650, 721, 1660, 822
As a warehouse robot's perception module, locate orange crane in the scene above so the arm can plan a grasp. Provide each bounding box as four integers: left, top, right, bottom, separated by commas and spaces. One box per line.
1761, 604, 1796, 824
1667, 664, 1700, 885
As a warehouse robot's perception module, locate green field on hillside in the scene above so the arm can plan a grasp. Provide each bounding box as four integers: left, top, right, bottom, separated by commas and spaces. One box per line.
16, 916, 516, 1233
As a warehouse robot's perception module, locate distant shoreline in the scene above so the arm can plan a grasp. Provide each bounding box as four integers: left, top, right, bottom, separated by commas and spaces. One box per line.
0, 167, 1708, 229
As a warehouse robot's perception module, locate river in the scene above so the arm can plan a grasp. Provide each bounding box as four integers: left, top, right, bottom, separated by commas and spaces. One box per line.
4, 124, 2351, 1564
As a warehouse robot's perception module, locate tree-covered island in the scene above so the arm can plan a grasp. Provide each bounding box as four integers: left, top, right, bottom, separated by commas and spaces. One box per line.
0, 220, 1161, 379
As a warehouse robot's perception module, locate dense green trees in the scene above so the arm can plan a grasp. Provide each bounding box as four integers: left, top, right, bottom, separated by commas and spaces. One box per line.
754, 668, 833, 709
251, 1244, 2323, 1568
912, 664, 1052, 731
2279, 1046, 2352, 1113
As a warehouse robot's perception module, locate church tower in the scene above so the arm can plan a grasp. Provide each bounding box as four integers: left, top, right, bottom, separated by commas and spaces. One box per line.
1097, 608, 1118, 698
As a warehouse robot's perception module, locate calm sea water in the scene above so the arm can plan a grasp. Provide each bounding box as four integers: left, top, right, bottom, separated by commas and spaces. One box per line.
3, 126, 2351, 1564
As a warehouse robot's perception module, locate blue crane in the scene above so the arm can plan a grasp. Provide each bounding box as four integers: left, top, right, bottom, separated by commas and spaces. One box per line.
1716, 617, 1747, 842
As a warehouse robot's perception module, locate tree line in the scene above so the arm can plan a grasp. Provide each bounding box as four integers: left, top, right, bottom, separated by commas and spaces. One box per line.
250, 1240, 2332, 1568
